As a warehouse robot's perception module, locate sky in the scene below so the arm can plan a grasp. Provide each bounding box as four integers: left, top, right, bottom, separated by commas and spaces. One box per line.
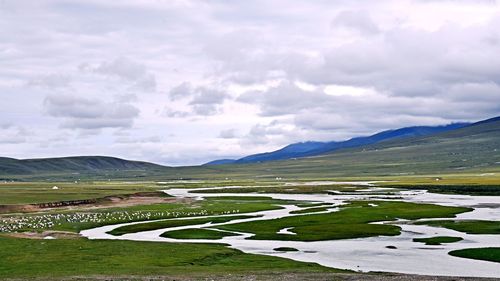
1, 0, 500, 166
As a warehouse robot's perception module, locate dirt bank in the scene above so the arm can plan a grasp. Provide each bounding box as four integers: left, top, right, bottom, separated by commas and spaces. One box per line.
3, 230, 81, 240
0, 192, 191, 214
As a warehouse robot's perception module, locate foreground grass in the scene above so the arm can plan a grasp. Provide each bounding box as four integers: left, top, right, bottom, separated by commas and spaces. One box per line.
416, 220, 500, 234
413, 236, 463, 245
0, 236, 338, 278
161, 228, 238, 240
449, 247, 500, 263
217, 201, 471, 241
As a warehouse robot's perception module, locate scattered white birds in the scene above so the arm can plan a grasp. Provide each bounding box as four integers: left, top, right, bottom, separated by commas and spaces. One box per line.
0, 208, 240, 233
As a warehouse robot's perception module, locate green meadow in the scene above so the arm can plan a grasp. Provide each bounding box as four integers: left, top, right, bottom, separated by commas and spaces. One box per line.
0, 174, 499, 279
0, 237, 338, 279
413, 236, 463, 245
449, 248, 500, 263
217, 201, 470, 241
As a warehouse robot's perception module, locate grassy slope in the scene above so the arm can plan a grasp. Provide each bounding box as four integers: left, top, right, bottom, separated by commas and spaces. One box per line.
449, 248, 500, 263
207, 118, 500, 179
217, 201, 471, 241
0, 237, 339, 278
0, 156, 169, 179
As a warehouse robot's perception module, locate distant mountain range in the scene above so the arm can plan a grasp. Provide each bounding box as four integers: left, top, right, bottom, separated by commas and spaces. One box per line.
204, 123, 469, 165
205, 115, 500, 178
1, 116, 499, 180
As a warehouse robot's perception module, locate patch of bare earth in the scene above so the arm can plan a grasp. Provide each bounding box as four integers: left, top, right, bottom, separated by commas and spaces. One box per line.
0, 192, 193, 214
3, 230, 81, 240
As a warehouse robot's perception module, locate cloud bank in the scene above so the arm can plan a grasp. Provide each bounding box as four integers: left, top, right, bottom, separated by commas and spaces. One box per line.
1, 0, 499, 165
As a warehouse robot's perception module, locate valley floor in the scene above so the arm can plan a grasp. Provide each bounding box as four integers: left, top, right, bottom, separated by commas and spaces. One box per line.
1, 175, 499, 279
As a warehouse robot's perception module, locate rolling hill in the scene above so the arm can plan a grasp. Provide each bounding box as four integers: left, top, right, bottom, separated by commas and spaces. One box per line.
1, 116, 499, 180
0, 156, 167, 179
206, 116, 500, 178
205, 123, 469, 165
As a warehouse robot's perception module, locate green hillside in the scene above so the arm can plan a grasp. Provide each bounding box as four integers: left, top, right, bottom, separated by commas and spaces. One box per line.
0, 156, 168, 180
1, 117, 499, 180
207, 116, 500, 178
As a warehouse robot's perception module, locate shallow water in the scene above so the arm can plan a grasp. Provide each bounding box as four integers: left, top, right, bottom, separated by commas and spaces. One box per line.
80, 181, 500, 277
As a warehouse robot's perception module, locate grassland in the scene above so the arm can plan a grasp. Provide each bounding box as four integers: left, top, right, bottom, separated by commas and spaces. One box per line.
108, 214, 260, 236
217, 201, 471, 241
0, 196, 295, 233
0, 181, 162, 205
449, 248, 500, 263
412, 236, 463, 245
161, 228, 238, 240
290, 206, 332, 214
0, 236, 338, 279
416, 220, 500, 234
0, 176, 498, 279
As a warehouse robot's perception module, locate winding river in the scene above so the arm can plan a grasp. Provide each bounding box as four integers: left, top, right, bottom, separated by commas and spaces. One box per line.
81, 182, 500, 278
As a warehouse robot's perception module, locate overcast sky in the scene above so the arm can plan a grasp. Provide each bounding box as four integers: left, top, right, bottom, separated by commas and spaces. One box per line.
1, 0, 500, 165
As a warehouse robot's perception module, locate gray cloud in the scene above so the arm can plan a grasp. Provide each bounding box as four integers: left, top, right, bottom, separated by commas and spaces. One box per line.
332, 10, 380, 34
218, 128, 237, 139
80, 57, 157, 92
27, 74, 71, 89
0, 126, 29, 144
115, 136, 163, 144
169, 82, 192, 101
168, 82, 229, 116
44, 94, 140, 130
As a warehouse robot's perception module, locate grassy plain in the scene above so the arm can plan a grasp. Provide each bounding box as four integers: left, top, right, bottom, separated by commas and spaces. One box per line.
0, 236, 337, 279
0, 176, 498, 279
217, 201, 471, 241
412, 236, 463, 245
0, 181, 161, 205
108, 214, 260, 236
449, 247, 500, 263
161, 228, 238, 240
416, 220, 500, 234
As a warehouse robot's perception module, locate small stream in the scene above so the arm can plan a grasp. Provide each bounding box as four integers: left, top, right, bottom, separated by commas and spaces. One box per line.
80, 182, 500, 278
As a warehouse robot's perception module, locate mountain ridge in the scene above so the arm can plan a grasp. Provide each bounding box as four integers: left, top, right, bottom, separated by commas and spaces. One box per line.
0, 156, 167, 176
205, 123, 469, 165
2, 116, 499, 180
